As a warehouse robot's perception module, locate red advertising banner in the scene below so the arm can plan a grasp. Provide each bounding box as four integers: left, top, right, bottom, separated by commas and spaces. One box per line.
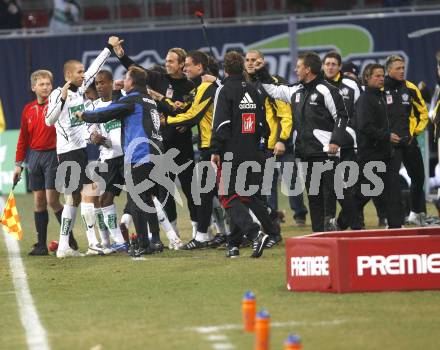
286, 227, 440, 293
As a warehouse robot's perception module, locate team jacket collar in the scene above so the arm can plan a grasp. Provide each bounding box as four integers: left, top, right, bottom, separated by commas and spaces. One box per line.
190, 75, 203, 87
325, 72, 342, 85
385, 76, 404, 89
302, 74, 323, 91
365, 86, 383, 95
222, 74, 245, 84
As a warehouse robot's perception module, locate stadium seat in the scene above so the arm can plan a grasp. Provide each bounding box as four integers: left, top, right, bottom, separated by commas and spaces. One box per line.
83, 6, 110, 21
22, 10, 49, 28
120, 5, 141, 19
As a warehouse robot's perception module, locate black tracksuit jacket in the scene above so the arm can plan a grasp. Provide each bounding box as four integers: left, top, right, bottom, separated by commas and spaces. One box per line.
256, 68, 348, 159
356, 86, 392, 162
326, 74, 361, 149
291, 76, 348, 159
211, 74, 269, 165
117, 54, 194, 155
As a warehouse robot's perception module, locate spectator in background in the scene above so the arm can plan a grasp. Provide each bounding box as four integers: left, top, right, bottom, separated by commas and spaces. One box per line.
0, 0, 22, 29
49, 0, 80, 33
341, 62, 361, 85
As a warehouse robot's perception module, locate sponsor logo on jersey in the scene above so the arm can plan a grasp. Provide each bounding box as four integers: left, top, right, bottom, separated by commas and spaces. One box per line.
239, 93, 256, 109
68, 104, 85, 127
104, 119, 121, 133
242, 113, 256, 133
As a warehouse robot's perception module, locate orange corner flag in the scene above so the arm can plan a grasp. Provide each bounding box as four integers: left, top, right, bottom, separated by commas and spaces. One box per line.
1, 191, 23, 240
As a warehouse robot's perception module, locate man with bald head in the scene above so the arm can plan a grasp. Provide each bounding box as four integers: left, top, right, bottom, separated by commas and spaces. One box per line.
45, 40, 120, 258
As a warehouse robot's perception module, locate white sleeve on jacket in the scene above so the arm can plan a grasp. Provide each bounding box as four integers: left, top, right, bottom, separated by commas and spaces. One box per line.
80, 47, 111, 94
45, 88, 63, 126
261, 83, 300, 103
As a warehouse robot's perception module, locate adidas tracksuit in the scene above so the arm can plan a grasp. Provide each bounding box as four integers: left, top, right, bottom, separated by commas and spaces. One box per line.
211, 74, 278, 247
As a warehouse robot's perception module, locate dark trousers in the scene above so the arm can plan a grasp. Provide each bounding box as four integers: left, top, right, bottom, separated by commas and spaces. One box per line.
303, 158, 337, 232
223, 194, 276, 247
392, 140, 426, 213
354, 159, 403, 228
268, 151, 308, 220
125, 163, 159, 248
159, 149, 198, 223
195, 149, 215, 233
323, 149, 358, 229
324, 148, 356, 218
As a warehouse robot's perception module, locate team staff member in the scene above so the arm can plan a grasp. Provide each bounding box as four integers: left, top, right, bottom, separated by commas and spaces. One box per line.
111, 37, 198, 237
245, 50, 308, 232
152, 50, 220, 250
14, 70, 78, 255
76, 66, 163, 257
255, 51, 350, 232
355, 64, 403, 228
322, 51, 361, 230
211, 51, 277, 259
384, 55, 429, 226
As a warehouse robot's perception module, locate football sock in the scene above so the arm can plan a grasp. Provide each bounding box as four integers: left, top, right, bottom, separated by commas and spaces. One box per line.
95, 207, 110, 247
170, 219, 180, 238
101, 204, 125, 244
153, 197, 176, 237
34, 210, 48, 247
56, 208, 77, 247
191, 221, 198, 239
58, 204, 76, 251
80, 202, 99, 246
195, 231, 209, 242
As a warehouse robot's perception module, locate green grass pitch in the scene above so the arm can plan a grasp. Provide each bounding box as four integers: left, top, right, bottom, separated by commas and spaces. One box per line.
1, 191, 440, 350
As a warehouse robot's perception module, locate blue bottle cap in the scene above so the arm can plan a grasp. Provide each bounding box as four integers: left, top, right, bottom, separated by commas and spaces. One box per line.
257, 309, 270, 318
286, 334, 301, 344
243, 291, 256, 300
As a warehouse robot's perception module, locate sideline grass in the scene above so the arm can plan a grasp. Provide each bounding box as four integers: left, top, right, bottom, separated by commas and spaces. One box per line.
1, 192, 440, 350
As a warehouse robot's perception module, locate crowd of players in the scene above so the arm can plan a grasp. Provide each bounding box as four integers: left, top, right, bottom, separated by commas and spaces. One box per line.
14, 35, 440, 259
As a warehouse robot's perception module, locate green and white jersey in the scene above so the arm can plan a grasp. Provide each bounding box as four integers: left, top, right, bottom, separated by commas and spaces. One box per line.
92, 99, 123, 161
45, 47, 111, 155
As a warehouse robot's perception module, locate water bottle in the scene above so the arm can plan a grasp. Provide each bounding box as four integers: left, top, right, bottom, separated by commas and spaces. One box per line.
284, 334, 302, 349
255, 309, 270, 350
242, 291, 256, 332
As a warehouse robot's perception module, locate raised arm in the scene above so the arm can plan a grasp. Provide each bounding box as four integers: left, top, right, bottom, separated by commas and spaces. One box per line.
45, 81, 71, 126
81, 45, 113, 93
